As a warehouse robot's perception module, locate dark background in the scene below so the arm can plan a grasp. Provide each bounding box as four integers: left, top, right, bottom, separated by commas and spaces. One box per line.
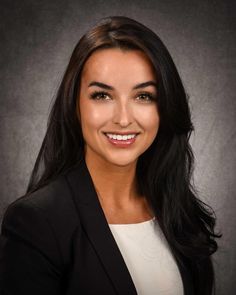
0, 0, 235, 293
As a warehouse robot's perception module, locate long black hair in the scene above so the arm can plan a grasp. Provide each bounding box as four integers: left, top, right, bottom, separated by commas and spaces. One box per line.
26, 16, 221, 294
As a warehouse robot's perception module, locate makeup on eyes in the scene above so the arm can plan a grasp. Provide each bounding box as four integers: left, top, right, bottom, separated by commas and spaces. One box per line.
89, 90, 157, 102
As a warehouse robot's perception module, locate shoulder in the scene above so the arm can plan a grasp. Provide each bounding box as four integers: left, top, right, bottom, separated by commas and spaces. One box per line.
1, 173, 82, 267
4, 174, 77, 225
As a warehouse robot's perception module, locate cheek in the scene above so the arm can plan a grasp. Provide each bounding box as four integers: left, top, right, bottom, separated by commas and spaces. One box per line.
136, 106, 160, 132
79, 102, 112, 131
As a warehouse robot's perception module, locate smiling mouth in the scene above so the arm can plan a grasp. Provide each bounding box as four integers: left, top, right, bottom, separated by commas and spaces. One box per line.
103, 132, 139, 141
103, 132, 139, 147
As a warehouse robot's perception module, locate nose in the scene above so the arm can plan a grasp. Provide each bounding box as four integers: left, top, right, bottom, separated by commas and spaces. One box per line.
112, 99, 133, 127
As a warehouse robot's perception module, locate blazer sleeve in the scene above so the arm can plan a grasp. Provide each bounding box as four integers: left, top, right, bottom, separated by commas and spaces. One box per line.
0, 199, 64, 295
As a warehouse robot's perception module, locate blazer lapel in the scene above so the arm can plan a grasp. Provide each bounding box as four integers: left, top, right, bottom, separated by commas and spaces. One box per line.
66, 158, 137, 295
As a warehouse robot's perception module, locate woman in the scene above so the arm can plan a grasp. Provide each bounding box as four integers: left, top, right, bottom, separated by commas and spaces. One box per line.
0, 16, 221, 295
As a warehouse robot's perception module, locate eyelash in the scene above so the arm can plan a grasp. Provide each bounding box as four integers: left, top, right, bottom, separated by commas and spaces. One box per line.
90, 91, 156, 102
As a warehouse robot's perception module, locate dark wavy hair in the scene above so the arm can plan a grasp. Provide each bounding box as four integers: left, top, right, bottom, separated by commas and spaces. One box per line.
26, 16, 221, 294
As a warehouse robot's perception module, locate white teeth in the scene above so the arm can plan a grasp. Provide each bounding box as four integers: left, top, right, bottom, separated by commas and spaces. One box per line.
106, 133, 136, 140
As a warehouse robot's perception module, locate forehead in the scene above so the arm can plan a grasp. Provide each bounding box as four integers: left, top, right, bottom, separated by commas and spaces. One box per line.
81, 48, 156, 85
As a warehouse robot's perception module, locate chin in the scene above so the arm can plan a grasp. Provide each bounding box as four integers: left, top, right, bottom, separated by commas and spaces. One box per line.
104, 156, 138, 167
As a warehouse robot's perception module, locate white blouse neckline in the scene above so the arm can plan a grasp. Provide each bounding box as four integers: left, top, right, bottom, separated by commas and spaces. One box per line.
108, 217, 156, 226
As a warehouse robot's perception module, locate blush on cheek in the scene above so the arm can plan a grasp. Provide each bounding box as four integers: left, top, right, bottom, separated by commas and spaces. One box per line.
137, 108, 159, 125
91, 105, 113, 120
90, 109, 110, 124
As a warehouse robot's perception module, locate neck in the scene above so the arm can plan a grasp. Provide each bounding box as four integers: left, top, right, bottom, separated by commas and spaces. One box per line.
85, 155, 140, 207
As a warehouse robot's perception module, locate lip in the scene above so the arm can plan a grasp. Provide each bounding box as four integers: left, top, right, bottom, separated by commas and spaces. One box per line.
103, 132, 138, 148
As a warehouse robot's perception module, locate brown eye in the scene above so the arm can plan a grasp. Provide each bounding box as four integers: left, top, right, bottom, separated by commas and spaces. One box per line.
136, 92, 155, 102
90, 91, 111, 100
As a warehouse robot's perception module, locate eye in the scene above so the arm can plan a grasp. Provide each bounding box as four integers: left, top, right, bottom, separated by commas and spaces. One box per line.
90, 91, 111, 100
136, 92, 156, 102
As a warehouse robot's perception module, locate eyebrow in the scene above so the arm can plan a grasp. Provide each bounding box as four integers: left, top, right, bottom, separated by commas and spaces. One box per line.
88, 81, 157, 90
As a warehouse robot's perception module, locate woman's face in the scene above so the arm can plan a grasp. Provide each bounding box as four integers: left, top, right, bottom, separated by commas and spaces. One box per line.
78, 48, 160, 167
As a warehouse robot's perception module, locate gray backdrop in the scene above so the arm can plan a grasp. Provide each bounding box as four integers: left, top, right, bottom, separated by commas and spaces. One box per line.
0, 0, 235, 294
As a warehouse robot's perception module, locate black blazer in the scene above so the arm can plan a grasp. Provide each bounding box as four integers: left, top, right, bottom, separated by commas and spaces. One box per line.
0, 158, 194, 295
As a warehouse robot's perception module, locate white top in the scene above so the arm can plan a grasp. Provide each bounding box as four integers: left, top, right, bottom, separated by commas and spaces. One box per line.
108, 218, 184, 295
